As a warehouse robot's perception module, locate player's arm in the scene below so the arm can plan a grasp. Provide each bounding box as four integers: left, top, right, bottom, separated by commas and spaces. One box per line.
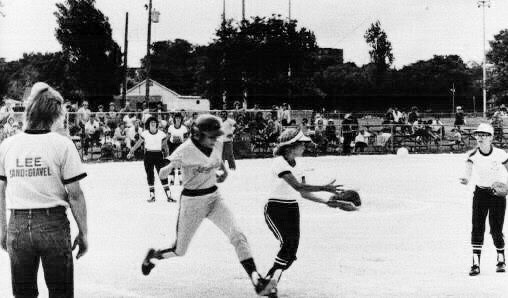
459, 160, 473, 185
127, 137, 144, 158
66, 181, 88, 259
300, 191, 327, 204
0, 180, 6, 251
280, 173, 341, 195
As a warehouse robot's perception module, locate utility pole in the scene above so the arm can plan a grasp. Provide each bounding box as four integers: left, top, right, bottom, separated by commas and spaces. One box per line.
288, 0, 291, 20
450, 83, 456, 114
242, 0, 245, 21
145, 0, 152, 104
478, 0, 491, 117
222, 0, 226, 23
122, 12, 129, 107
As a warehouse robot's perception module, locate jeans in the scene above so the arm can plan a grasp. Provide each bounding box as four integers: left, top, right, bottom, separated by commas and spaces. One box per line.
7, 207, 73, 298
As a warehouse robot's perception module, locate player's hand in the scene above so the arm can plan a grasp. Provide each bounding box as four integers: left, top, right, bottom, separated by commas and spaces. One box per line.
72, 232, 88, 259
216, 170, 228, 183
323, 179, 343, 193
459, 178, 469, 185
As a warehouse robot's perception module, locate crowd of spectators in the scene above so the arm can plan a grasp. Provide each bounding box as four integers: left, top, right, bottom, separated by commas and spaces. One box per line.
0, 97, 506, 159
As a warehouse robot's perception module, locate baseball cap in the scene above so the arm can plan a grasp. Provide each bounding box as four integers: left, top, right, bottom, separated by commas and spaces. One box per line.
195, 114, 224, 137
474, 123, 494, 135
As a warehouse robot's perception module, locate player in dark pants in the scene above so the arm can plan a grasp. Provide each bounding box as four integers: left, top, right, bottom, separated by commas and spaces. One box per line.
460, 123, 508, 276
128, 117, 175, 203
264, 127, 354, 297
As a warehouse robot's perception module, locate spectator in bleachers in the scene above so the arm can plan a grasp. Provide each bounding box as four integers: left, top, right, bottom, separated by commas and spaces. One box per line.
300, 118, 310, 136
113, 122, 127, 152
312, 118, 328, 153
3, 117, 16, 137
106, 102, 117, 129
491, 107, 504, 142
341, 113, 357, 155
83, 114, 101, 160
280, 103, 291, 126
126, 119, 143, 158
141, 102, 152, 123
123, 112, 137, 129
454, 106, 466, 129
96, 104, 106, 124
354, 127, 371, 153
271, 112, 283, 137
325, 119, 338, 146
184, 112, 198, 128
431, 116, 445, 139
383, 108, 395, 124
408, 106, 419, 125
119, 101, 132, 114
0, 100, 14, 124
264, 119, 280, 144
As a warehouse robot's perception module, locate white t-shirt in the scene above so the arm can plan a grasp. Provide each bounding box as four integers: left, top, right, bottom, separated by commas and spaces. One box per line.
467, 146, 508, 187
168, 139, 223, 190
0, 131, 86, 209
221, 118, 236, 142
141, 130, 166, 151
268, 156, 304, 202
168, 125, 188, 144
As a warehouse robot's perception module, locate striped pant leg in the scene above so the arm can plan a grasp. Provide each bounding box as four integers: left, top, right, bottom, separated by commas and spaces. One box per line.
207, 194, 252, 261
264, 201, 300, 270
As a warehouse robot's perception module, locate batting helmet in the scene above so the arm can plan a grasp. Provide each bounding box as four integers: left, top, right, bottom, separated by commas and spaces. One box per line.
192, 114, 224, 137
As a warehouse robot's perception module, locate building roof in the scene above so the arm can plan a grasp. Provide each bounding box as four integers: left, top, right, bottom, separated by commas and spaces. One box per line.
127, 79, 190, 99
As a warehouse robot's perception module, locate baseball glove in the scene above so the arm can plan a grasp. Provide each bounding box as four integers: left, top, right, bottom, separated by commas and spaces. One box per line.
491, 182, 508, 197
327, 190, 361, 211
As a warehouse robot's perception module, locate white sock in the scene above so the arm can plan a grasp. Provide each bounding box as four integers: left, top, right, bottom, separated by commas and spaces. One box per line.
473, 254, 480, 266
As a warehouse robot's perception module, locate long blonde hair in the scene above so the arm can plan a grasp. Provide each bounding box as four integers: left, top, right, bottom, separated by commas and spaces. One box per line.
24, 82, 64, 130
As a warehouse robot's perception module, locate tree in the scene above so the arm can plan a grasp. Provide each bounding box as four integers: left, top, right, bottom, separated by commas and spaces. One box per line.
487, 29, 508, 102
204, 15, 318, 108
364, 21, 394, 73
140, 39, 202, 96
55, 0, 122, 105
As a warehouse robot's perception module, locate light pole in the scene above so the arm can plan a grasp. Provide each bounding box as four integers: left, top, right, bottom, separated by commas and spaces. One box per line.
450, 83, 456, 114
145, 0, 153, 104
478, 0, 491, 117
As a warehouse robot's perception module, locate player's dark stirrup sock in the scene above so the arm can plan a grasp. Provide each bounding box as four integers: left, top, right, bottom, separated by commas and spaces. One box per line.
240, 258, 257, 276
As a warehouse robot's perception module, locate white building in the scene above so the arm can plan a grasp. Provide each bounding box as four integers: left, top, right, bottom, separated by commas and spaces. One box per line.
125, 79, 210, 111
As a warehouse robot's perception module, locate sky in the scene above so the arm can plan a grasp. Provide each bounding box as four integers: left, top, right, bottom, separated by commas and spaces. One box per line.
0, 0, 507, 69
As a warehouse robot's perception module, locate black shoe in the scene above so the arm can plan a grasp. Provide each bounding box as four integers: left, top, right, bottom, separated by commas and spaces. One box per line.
497, 262, 506, 272
469, 265, 480, 276
267, 287, 278, 298
255, 277, 277, 296
142, 249, 157, 275
167, 197, 176, 203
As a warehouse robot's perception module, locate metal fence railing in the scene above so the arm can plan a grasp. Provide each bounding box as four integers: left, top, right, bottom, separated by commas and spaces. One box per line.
0, 110, 502, 161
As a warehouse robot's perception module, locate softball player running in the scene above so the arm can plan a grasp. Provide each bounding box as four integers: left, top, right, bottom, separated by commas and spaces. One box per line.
166, 113, 188, 185
460, 123, 508, 276
141, 114, 275, 295
127, 116, 175, 203
263, 127, 353, 297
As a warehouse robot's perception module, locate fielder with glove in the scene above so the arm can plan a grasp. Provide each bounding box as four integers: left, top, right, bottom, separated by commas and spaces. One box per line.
459, 123, 508, 276
262, 127, 357, 298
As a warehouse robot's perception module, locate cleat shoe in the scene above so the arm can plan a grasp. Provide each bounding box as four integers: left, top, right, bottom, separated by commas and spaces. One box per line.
142, 249, 157, 275
497, 262, 506, 272
255, 277, 277, 296
267, 287, 278, 298
469, 265, 480, 276
147, 192, 156, 202
167, 197, 176, 203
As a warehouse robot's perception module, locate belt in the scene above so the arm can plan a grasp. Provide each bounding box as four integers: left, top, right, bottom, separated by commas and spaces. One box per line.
11, 206, 66, 216
181, 186, 218, 197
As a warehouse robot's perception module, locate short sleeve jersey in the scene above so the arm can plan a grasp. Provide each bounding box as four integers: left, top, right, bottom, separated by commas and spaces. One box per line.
0, 131, 86, 209
141, 130, 166, 151
168, 125, 188, 144
467, 146, 508, 187
269, 156, 304, 201
168, 139, 223, 190
221, 118, 236, 142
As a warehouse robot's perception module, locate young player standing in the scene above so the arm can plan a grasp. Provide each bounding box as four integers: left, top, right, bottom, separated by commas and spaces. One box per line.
127, 116, 175, 203
264, 127, 356, 297
166, 113, 188, 185
141, 114, 275, 296
220, 111, 237, 170
460, 123, 508, 276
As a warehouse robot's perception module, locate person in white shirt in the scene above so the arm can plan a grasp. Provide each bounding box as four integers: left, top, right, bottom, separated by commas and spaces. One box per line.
460, 123, 508, 276
128, 117, 173, 202
220, 111, 237, 170
166, 113, 188, 185
0, 82, 88, 298
263, 127, 355, 297
141, 114, 276, 296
